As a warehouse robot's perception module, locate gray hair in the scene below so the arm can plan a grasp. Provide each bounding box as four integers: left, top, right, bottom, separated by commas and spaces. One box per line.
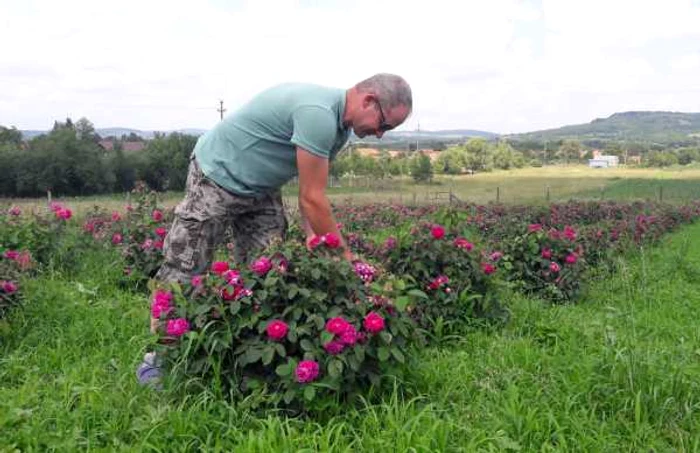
355, 73, 412, 112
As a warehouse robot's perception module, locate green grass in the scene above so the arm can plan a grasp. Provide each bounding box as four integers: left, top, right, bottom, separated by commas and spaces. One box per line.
5, 165, 700, 214
3, 207, 700, 450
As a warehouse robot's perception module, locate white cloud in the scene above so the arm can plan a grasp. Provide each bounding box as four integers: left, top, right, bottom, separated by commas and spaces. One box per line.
0, 0, 699, 133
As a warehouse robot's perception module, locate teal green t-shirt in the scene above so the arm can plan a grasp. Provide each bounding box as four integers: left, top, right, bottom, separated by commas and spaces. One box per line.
193, 83, 350, 196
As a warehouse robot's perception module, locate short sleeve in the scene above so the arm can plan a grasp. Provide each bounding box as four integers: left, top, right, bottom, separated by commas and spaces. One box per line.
290, 106, 338, 159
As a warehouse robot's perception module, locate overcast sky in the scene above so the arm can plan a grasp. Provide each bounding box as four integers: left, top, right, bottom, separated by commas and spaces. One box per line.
2, 0, 700, 134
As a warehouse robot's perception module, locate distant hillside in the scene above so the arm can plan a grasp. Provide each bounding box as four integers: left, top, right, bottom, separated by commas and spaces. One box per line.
350, 128, 499, 148
507, 111, 700, 144
20, 127, 207, 140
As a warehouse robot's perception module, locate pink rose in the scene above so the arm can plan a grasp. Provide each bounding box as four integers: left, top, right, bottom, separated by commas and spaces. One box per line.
528, 223, 543, 233
8, 206, 21, 216
166, 318, 190, 337
151, 289, 173, 318
541, 248, 552, 259
565, 253, 578, 264
4, 250, 19, 260
323, 340, 345, 355
363, 312, 385, 333
325, 317, 350, 335
211, 261, 229, 275
111, 233, 123, 245
430, 225, 445, 239
155, 227, 167, 238
152, 210, 163, 222
111, 211, 121, 221
266, 320, 289, 341
307, 235, 321, 249
550, 262, 561, 273
2, 281, 18, 294
454, 237, 474, 251
322, 233, 341, 249
191, 275, 203, 286
295, 360, 320, 383
482, 263, 496, 275
251, 256, 272, 276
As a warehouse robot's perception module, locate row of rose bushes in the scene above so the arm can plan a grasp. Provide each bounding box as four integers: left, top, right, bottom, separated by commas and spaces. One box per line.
5, 193, 700, 410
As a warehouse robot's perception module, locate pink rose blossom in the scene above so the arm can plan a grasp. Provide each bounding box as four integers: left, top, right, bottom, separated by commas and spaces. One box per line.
56, 208, 72, 220
363, 312, 385, 333
111, 233, 123, 245
428, 275, 449, 290
482, 263, 496, 275
431, 225, 445, 239
383, 236, 397, 250
154, 240, 163, 249
322, 232, 341, 249
528, 223, 543, 233
324, 340, 345, 355
2, 281, 18, 294
4, 250, 19, 261
141, 239, 153, 250
151, 289, 173, 318
8, 206, 21, 216
191, 275, 203, 286
111, 211, 121, 221
251, 256, 272, 276
354, 261, 376, 283
489, 251, 503, 262
549, 262, 561, 273
295, 360, 320, 383
564, 225, 577, 241
307, 235, 321, 249
541, 248, 552, 259
211, 261, 229, 275
266, 320, 289, 341
340, 327, 359, 346
155, 227, 167, 238
326, 317, 351, 335
454, 237, 474, 251
222, 269, 241, 285
565, 253, 578, 265
166, 318, 190, 337
152, 210, 163, 222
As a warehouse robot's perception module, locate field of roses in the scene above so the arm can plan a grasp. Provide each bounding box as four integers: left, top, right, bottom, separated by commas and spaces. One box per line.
3, 182, 700, 416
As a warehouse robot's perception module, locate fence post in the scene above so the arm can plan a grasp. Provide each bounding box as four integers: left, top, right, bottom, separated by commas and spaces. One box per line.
546, 185, 550, 202
496, 186, 500, 203
46, 190, 52, 209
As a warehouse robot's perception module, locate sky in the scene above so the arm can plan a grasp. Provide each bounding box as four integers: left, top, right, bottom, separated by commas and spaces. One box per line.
2, 0, 700, 134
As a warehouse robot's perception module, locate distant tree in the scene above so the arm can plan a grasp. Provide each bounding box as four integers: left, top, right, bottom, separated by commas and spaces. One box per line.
410, 152, 433, 183
557, 139, 582, 165
75, 117, 98, 142
0, 125, 23, 146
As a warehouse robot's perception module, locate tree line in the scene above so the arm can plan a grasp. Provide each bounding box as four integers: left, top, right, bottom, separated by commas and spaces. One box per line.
3, 118, 700, 198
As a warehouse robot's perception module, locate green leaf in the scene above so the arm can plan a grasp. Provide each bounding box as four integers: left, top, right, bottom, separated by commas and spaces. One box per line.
321, 331, 334, 344
274, 342, 286, 357
390, 347, 405, 363
275, 363, 291, 376
408, 289, 429, 299
244, 348, 262, 365
395, 296, 410, 311
229, 301, 241, 315
287, 286, 299, 299
379, 331, 393, 344
300, 339, 314, 351
303, 385, 316, 401
284, 389, 296, 404
311, 268, 321, 280
262, 347, 275, 365
328, 359, 344, 378
377, 347, 390, 361
354, 346, 365, 363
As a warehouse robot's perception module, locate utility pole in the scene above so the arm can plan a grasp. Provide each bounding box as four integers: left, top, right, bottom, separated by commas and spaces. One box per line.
217, 100, 226, 121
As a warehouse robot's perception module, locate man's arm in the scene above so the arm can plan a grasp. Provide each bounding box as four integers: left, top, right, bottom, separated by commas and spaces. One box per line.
296, 146, 353, 260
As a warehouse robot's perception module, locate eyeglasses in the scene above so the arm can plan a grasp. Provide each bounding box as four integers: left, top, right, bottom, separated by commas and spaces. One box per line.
374, 99, 394, 133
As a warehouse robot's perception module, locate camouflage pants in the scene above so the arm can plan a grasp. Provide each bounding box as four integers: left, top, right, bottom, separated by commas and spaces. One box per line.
155, 156, 287, 284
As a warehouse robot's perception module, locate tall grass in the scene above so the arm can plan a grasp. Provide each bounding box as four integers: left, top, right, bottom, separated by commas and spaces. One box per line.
2, 221, 700, 450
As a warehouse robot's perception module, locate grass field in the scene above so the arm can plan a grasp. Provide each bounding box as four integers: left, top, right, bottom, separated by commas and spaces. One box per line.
4, 165, 700, 216
2, 213, 700, 450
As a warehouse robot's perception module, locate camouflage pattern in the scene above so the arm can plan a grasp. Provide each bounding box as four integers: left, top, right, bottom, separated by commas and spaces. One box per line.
155, 156, 287, 284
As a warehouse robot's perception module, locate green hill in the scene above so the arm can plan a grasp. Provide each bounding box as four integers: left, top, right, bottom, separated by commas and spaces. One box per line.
507, 111, 700, 145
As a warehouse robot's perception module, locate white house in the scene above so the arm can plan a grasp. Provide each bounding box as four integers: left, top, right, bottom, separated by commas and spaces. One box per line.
588, 155, 619, 168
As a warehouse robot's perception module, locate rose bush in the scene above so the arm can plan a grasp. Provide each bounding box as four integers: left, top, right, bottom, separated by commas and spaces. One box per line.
153, 234, 420, 411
